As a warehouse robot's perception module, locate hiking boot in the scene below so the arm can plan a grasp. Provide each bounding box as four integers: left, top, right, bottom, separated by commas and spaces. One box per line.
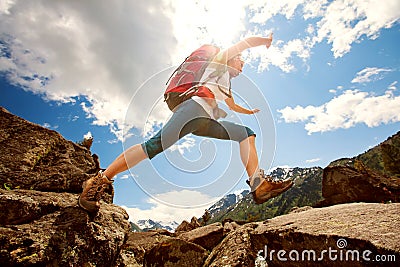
247, 169, 293, 205
78, 171, 113, 214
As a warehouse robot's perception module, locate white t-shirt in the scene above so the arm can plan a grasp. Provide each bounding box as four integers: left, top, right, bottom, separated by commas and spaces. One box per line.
192, 65, 231, 119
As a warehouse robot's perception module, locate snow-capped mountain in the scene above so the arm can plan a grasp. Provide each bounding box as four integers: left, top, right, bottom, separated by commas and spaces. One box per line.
269, 166, 322, 183
208, 189, 249, 220
135, 219, 179, 232
207, 166, 324, 223
130, 191, 248, 232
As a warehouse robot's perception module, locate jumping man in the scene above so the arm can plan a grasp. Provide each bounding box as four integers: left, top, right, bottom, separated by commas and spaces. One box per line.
78, 33, 293, 214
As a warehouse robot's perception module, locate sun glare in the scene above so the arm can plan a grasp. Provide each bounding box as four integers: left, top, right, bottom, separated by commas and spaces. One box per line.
165, 0, 247, 61
200, 1, 246, 46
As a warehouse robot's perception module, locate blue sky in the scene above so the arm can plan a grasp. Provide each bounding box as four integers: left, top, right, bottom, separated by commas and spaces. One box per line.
1, 1, 399, 224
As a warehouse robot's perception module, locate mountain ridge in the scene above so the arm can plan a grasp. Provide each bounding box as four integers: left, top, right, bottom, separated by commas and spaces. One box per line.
206, 166, 323, 224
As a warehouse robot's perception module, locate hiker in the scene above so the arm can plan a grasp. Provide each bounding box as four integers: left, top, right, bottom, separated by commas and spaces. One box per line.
78, 33, 293, 214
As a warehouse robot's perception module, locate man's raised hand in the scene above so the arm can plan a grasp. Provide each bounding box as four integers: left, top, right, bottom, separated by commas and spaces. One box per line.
266, 33, 273, 49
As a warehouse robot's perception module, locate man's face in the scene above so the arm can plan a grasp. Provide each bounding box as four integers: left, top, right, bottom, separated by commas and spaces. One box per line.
227, 55, 244, 78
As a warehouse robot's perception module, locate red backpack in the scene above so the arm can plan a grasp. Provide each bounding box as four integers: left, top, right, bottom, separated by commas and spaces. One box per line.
164, 44, 220, 111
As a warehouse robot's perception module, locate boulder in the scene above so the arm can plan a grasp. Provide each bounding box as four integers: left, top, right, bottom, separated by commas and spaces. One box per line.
175, 216, 201, 233
0, 108, 113, 201
318, 166, 400, 207
0, 189, 130, 267
122, 231, 173, 265
204, 203, 400, 267
178, 222, 224, 251
143, 238, 208, 267
175, 220, 192, 233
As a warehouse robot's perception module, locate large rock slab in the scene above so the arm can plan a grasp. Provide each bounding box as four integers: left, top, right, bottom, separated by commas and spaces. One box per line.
0, 189, 130, 267
143, 238, 208, 267
204, 203, 400, 267
178, 222, 224, 251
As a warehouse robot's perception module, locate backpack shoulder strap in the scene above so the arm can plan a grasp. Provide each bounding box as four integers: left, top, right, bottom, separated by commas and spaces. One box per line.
201, 66, 232, 98
165, 56, 188, 85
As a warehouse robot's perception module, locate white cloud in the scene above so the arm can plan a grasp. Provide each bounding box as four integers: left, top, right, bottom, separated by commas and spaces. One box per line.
0, 0, 176, 140
42, 122, 59, 129
351, 67, 393, 83
278, 105, 323, 123
0, 0, 14, 15
253, 37, 314, 73
1, 0, 399, 140
248, 0, 305, 23
122, 189, 218, 224
278, 89, 400, 134
245, 0, 400, 72
306, 158, 321, 163
303, 0, 329, 19
169, 136, 197, 154
246, 0, 400, 71
313, 0, 400, 58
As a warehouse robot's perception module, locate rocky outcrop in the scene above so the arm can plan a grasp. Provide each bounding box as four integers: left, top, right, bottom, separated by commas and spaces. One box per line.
204, 203, 400, 267
317, 131, 400, 207
0, 108, 128, 266
318, 165, 400, 207
0, 107, 112, 201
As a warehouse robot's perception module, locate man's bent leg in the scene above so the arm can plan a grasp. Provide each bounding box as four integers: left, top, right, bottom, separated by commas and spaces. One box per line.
142, 99, 211, 159
193, 119, 293, 204
103, 144, 148, 179
78, 99, 210, 214
239, 135, 259, 178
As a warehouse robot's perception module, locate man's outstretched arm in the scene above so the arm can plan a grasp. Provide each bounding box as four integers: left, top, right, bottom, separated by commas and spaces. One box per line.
215, 33, 273, 63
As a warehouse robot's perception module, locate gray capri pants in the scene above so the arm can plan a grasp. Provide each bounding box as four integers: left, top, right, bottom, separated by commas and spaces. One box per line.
142, 99, 255, 159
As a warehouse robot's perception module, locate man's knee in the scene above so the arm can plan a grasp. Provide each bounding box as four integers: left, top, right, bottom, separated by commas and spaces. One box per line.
238, 126, 256, 143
